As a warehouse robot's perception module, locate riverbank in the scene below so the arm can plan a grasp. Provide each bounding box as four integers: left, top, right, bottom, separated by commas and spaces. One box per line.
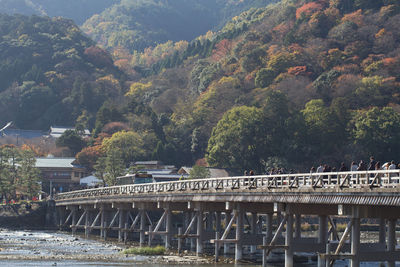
0, 229, 242, 266
0, 202, 49, 230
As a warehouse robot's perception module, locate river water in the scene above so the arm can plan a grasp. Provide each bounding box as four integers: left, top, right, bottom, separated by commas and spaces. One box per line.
0, 229, 395, 266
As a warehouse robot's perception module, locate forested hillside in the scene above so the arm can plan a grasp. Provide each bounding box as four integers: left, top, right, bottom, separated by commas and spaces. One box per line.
0, 0, 116, 25
0, 14, 124, 130
2, 0, 400, 174
82, 0, 276, 53
82, 0, 400, 173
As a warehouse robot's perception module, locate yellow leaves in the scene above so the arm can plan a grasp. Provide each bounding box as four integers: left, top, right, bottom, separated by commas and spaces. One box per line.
217, 76, 239, 87
18, 34, 29, 41
125, 81, 152, 97
375, 28, 386, 39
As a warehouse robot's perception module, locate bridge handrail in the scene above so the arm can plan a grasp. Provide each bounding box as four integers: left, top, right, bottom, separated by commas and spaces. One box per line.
55, 170, 400, 201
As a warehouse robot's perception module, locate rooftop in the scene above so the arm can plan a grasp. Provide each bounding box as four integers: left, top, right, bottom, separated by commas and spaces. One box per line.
35, 157, 84, 169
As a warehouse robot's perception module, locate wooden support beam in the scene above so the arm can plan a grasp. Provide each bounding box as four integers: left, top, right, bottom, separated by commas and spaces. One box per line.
266, 214, 288, 256
108, 210, 120, 228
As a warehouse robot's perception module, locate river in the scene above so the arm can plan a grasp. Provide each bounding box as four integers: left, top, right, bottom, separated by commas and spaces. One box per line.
0, 229, 394, 266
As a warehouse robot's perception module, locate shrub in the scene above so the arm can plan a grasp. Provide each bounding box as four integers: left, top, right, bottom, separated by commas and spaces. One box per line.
122, 246, 166, 255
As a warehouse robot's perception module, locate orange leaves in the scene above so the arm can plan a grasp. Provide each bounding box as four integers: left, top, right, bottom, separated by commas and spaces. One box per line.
84, 46, 113, 67
342, 9, 364, 26
296, 1, 324, 19
287, 66, 311, 76
375, 28, 386, 38
211, 39, 233, 62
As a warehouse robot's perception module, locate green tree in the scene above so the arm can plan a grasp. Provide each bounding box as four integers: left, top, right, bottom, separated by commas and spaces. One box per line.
102, 131, 145, 166
0, 146, 20, 201
189, 165, 211, 179
94, 156, 107, 186
104, 149, 125, 186
352, 107, 400, 160
56, 130, 86, 155
255, 68, 276, 88
301, 99, 342, 158
17, 149, 40, 198
206, 106, 265, 171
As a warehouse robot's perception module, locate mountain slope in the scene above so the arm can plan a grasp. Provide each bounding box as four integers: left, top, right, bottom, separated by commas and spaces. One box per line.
0, 0, 117, 24
82, 0, 276, 52
0, 14, 124, 130
113, 0, 400, 169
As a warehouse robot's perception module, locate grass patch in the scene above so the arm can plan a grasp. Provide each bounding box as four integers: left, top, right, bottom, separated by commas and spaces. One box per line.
122, 245, 166, 255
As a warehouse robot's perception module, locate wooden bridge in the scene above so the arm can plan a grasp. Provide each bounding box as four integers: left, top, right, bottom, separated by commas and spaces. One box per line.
55, 170, 400, 267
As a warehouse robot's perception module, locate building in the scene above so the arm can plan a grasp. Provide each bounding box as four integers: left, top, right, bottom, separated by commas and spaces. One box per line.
35, 157, 88, 193
50, 126, 90, 138
1, 128, 45, 139
133, 161, 168, 170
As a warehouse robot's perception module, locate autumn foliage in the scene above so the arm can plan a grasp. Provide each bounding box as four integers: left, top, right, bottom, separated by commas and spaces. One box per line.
296, 2, 324, 19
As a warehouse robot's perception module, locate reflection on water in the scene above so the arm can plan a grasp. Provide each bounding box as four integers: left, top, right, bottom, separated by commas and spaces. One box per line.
0, 229, 396, 267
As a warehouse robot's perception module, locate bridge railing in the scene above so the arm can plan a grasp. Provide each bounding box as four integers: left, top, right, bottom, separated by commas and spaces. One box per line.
55, 170, 400, 201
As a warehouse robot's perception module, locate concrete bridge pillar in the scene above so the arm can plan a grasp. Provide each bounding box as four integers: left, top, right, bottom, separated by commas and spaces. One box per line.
285, 212, 294, 267
165, 208, 172, 249
235, 204, 244, 262
317, 215, 328, 267
196, 209, 204, 256
100, 207, 105, 238
224, 211, 231, 255
71, 206, 77, 236
387, 218, 397, 267
190, 211, 196, 251
84, 208, 90, 238
118, 209, 127, 242
206, 212, 213, 232
266, 213, 273, 243
140, 210, 146, 246
250, 212, 257, 254
351, 217, 360, 267
215, 211, 221, 233
295, 214, 301, 239
379, 218, 386, 245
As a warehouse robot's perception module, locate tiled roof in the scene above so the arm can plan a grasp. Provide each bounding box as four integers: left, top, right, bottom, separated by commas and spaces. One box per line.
1, 129, 45, 139
35, 157, 83, 168
50, 126, 90, 138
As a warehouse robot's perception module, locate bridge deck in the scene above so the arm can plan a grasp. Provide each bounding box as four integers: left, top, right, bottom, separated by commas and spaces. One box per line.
55, 170, 400, 206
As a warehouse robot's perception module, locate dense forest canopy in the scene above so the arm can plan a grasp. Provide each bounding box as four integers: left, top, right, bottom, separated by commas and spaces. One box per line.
100, 0, 400, 172
1, 0, 400, 174
0, 14, 124, 130
82, 0, 277, 53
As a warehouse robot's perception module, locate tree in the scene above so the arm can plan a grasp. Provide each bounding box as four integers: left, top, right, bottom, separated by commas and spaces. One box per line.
104, 149, 125, 186
17, 149, 40, 198
76, 145, 104, 172
255, 68, 276, 88
189, 166, 211, 179
102, 131, 145, 166
0, 145, 20, 201
94, 156, 107, 186
206, 106, 266, 171
301, 99, 342, 158
352, 107, 400, 160
56, 130, 86, 156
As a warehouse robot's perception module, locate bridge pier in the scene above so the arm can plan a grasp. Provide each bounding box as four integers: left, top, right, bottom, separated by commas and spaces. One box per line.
285, 212, 294, 267
387, 218, 396, 267
196, 209, 204, 255
235, 204, 244, 262
224, 211, 231, 255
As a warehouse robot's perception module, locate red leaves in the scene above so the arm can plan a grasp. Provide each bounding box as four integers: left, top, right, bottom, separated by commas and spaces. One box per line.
296, 2, 324, 19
